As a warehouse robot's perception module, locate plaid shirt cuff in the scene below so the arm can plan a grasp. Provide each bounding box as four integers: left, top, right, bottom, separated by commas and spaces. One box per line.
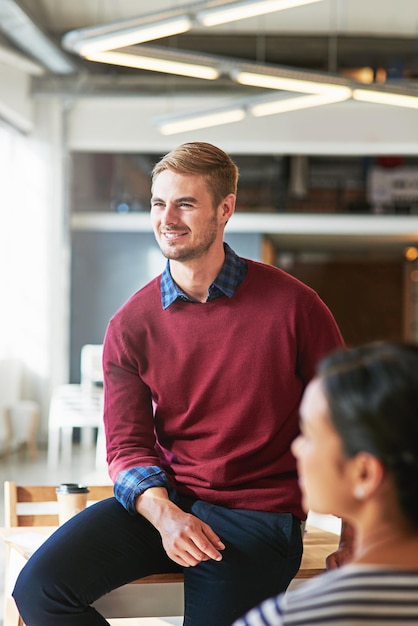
114, 466, 171, 515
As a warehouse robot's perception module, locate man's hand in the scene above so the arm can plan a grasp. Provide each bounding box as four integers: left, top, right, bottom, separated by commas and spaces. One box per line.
135, 487, 225, 567
157, 505, 225, 567
326, 520, 355, 570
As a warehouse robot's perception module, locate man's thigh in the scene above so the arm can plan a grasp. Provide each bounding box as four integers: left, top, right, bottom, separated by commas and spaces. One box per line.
184, 502, 303, 626
14, 497, 180, 613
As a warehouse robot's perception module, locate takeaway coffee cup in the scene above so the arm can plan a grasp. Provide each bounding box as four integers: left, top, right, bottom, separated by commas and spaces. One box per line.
56, 483, 90, 524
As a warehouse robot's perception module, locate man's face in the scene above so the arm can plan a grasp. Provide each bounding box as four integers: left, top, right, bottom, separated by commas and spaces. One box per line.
150, 169, 224, 262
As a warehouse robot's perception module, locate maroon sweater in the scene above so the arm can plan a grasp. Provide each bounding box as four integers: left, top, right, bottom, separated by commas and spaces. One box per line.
103, 259, 344, 519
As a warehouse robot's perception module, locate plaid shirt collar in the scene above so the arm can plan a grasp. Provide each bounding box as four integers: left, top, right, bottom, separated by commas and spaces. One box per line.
160, 242, 247, 310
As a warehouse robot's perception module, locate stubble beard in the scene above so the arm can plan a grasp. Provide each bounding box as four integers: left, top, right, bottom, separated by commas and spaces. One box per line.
159, 215, 219, 262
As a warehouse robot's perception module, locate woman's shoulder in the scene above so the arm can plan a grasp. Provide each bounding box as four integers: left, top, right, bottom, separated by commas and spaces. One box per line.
281, 564, 418, 616
288, 563, 418, 598
234, 566, 418, 626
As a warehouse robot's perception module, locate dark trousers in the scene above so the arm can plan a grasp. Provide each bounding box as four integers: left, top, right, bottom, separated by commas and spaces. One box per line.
13, 495, 303, 626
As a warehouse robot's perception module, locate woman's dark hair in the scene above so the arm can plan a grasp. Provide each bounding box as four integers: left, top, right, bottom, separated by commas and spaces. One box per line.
317, 341, 418, 529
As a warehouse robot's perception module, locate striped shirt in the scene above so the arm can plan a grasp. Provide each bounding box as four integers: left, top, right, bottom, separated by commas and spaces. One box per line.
233, 565, 418, 625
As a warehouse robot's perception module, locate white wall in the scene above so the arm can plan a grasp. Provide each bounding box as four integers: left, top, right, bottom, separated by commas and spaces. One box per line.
0, 45, 43, 132
0, 98, 69, 439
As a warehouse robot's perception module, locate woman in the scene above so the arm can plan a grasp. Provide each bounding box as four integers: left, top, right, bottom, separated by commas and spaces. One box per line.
233, 341, 418, 625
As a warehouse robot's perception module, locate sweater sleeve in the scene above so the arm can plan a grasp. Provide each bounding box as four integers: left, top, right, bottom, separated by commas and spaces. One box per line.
102, 314, 163, 484
296, 289, 345, 385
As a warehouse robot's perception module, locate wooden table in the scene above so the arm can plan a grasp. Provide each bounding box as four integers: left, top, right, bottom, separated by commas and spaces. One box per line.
297, 524, 339, 578
0, 523, 339, 575
0, 525, 339, 625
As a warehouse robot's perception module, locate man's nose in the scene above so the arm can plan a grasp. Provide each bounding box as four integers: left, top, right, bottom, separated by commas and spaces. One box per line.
161, 203, 178, 224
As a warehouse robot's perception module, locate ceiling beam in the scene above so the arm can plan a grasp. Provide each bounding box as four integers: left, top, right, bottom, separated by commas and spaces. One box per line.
0, 0, 77, 74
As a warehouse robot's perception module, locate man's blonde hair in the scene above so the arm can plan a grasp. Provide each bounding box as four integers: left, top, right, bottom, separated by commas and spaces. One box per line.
152, 142, 239, 207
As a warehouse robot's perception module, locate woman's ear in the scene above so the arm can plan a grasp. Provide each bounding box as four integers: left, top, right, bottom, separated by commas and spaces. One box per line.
352, 452, 385, 501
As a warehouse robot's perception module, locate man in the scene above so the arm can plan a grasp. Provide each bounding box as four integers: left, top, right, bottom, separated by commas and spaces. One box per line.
14, 142, 347, 626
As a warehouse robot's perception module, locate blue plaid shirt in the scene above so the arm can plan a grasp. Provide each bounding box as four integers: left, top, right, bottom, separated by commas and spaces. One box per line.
114, 243, 247, 514
160, 242, 247, 309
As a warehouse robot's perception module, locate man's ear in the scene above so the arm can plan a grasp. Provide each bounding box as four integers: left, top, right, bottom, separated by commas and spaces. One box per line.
220, 194, 236, 223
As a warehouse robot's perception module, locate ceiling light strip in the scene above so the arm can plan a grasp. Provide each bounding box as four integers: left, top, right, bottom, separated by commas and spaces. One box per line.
250, 90, 351, 116
58, 0, 418, 116
197, 0, 324, 27
353, 89, 418, 109
76, 16, 192, 55
154, 88, 351, 135
62, 1, 325, 57
86, 51, 220, 80
157, 107, 246, 134
233, 69, 349, 94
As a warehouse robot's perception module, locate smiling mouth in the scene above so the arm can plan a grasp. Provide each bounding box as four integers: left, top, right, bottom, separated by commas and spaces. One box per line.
161, 230, 187, 241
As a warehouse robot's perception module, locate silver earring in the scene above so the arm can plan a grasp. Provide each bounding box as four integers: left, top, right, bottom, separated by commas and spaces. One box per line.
354, 485, 365, 499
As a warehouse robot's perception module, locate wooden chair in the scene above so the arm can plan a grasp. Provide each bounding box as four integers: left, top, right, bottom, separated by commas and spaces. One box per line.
2, 482, 339, 625
2, 481, 184, 626
4, 482, 112, 527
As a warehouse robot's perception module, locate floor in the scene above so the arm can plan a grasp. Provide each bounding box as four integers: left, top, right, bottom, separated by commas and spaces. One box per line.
0, 443, 340, 626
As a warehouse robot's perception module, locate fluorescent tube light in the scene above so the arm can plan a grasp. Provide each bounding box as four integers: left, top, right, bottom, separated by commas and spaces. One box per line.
155, 107, 246, 135
76, 16, 192, 56
60, 1, 328, 82
154, 86, 352, 135
58, 1, 418, 117
250, 90, 351, 116
85, 50, 220, 80
197, 0, 323, 27
353, 89, 418, 109
233, 69, 348, 94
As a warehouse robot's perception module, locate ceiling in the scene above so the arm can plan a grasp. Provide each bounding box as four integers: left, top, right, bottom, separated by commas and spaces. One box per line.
1, 1, 418, 257
2, 0, 418, 96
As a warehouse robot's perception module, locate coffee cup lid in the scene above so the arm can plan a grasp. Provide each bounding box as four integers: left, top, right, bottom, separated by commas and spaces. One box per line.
56, 483, 90, 494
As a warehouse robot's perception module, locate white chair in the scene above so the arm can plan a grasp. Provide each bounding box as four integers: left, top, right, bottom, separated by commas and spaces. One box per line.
47, 383, 104, 468
80, 344, 104, 392
79, 344, 104, 448
47, 344, 106, 468
0, 359, 39, 458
